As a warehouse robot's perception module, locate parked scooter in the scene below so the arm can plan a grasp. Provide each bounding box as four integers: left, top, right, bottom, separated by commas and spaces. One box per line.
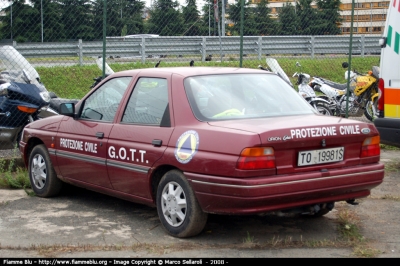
292, 62, 332, 115
0, 45, 75, 149
262, 58, 331, 115
265, 58, 294, 87
90, 57, 162, 88
310, 62, 379, 121
90, 57, 115, 88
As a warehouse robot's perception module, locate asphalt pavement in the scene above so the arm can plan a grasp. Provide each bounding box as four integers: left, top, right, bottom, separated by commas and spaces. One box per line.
0, 150, 399, 258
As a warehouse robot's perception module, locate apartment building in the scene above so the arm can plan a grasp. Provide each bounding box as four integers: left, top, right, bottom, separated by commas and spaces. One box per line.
250, 0, 390, 34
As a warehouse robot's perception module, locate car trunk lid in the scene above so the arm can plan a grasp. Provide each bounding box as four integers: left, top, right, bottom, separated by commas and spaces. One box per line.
208, 114, 379, 175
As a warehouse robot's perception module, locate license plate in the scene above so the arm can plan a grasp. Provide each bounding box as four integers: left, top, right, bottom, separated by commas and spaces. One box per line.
298, 147, 345, 166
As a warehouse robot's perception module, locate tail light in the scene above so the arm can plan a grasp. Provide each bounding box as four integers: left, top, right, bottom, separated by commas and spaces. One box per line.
361, 136, 380, 157
377, 78, 384, 117
17, 106, 37, 114
236, 147, 276, 170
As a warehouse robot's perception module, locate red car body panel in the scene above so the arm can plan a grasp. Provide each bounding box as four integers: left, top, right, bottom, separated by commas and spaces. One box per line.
20, 67, 384, 214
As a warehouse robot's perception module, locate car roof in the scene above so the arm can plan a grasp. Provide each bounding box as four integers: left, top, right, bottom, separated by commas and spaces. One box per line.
113, 67, 270, 78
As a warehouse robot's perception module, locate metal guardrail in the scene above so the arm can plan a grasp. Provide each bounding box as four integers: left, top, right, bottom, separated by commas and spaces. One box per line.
6, 35, 382, 65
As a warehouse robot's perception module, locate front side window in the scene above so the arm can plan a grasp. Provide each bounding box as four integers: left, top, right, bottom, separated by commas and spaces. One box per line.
184, 73, 314, 121
80, 77, 131, 122
122, 78, 169, 126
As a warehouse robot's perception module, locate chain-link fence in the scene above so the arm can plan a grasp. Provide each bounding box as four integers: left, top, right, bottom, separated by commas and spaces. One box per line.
0, 0, 388, 151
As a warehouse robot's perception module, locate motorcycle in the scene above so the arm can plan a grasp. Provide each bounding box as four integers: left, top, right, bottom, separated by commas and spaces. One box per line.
310, 62, 379, 121
262, 58, 331, 115
90, 57, 115, 88
292, 62, 332, 116
90, 57, 163, 88
0, 45, 76, 149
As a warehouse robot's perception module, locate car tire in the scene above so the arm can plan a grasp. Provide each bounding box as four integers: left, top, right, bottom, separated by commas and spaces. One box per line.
156, 170, 208, 238
302, 203, 334, 218
29, 144, 62, 197
306, 208, 331, 217
364, 99, 377, 121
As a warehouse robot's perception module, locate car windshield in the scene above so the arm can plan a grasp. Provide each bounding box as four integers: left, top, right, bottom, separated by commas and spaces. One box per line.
184, 73, 314, 121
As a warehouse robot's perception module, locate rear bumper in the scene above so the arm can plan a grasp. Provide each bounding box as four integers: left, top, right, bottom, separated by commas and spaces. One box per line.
374, 118, 400, 148
186, 163, 384, 215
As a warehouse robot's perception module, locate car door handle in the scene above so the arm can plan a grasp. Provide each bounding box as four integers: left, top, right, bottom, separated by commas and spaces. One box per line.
152, 139, 162, 147
95, 132, 104, 139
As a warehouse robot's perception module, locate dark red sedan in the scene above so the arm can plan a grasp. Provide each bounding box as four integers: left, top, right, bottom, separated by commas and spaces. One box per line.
19, 67, 384, 238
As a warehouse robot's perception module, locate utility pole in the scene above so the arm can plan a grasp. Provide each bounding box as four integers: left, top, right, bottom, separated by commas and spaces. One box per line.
222, 0, 225, 36
9, 0, 13, 41
41, 0, 43, 42
209, 1, 211, 36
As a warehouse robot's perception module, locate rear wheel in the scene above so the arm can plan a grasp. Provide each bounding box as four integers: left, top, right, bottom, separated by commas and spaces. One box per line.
364, 99, 377, 121
315, 103, 333, 116
156, 170, 208, 238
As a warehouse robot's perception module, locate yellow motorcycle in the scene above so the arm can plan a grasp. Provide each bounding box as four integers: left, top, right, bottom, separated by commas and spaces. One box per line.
310, 62, 379, 121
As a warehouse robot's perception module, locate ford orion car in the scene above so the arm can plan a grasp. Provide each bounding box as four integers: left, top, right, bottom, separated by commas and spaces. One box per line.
19, 67, 384, 238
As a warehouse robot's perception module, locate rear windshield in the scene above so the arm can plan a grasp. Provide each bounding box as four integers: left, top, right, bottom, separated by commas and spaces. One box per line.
184, 73, 314, 121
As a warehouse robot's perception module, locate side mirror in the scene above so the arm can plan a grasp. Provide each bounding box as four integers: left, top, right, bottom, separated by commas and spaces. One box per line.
379, 37, 387, 48
342, 62, 349, 68
60, 103, 75, 117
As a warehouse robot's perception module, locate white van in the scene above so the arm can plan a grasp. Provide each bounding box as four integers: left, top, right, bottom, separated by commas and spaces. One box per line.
374, 0, 400, 147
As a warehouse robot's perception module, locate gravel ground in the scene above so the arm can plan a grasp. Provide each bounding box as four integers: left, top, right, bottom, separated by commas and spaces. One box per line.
0, 148, 19, 159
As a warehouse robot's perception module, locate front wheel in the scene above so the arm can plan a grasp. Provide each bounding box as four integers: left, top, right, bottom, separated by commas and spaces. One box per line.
28, 144, 62, 197
156, 170, 208, 238
364, 99, 377, 121
315, 102, 333, 116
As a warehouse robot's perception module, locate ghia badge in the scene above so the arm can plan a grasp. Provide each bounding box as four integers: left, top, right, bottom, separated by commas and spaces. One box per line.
268, 135, 291, 142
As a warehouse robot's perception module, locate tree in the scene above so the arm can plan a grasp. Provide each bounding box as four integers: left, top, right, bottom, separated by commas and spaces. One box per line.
278, 2, 298, 35
182, 0, 202, 36
200, 0, 219, 36
146, 0, 184, 36
31, 0, 65, 42
61, 0, 95, 41
120, 0, 145, 35
296, 0, 319, 35
315, 0, 342, 35
254, 0, 279, 35
92, 0, 124, 39
0, 0, 38, 42
227, 0, 258, 36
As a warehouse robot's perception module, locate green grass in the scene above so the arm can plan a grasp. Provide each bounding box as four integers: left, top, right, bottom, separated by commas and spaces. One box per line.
384, 160, 400, 172
36, 56, 380, 99
336, 206, 381, 257
243, 231, 255, 244
380, 144, 400, 150
0, 158, 30, 190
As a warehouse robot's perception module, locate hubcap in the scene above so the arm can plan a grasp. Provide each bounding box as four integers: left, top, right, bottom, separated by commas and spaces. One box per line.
161, 181, 187, 227
31, 154, 47, 189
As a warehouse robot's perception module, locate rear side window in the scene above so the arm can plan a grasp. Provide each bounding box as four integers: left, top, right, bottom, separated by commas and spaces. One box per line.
184, 73, 313, 121
122, 78, 169, 126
